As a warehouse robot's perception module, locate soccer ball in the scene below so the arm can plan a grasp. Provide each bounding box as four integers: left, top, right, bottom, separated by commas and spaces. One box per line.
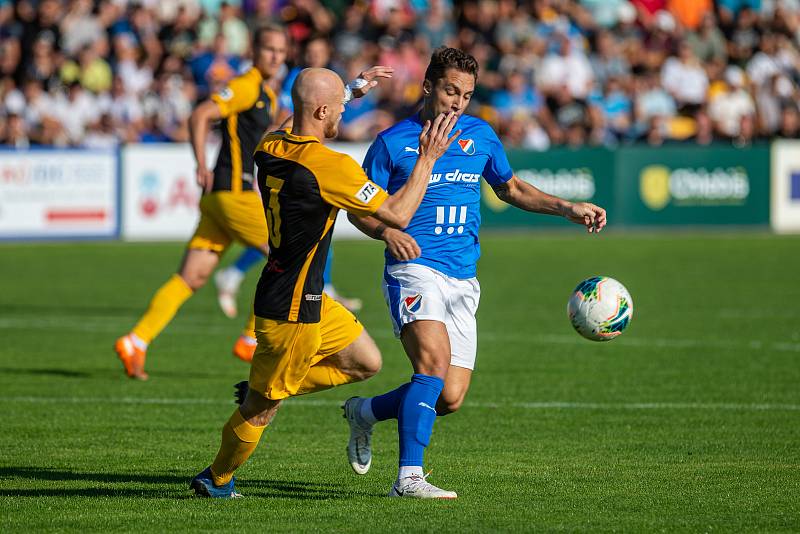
567, 276, 633, 341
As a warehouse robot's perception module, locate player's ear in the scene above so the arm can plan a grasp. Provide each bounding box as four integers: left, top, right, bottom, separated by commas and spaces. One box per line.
315, 104, 328, 120
422, 80, 432, 96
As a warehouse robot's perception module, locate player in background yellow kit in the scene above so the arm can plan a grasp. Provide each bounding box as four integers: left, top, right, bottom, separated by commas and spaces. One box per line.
113, 25, 287, 380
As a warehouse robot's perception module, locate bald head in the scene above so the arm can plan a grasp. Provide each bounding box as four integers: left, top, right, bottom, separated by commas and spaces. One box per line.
291, 68, 345, 114
291, 68, 346, 139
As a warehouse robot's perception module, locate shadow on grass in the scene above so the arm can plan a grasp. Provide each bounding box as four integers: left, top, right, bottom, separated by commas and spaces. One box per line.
0, 467, 374, 499
0, 367, 93, 378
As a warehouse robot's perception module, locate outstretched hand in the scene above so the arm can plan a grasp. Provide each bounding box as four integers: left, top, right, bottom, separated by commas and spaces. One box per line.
351, 66, 395, 98
418, 112, 461, 161
563, 202, 607, 233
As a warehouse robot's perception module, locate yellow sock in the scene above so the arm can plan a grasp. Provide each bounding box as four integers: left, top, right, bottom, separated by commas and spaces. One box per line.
131, 274, 193, 343
210, 408, 266, 486
242, 311, 256, 339
296, 362, 357, 396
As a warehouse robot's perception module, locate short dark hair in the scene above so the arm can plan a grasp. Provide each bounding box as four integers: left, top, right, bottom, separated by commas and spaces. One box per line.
424, 47, 479, 85
253, 23, 289, 50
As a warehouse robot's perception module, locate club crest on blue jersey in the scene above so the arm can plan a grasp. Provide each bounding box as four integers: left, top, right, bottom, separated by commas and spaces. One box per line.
457, 138, 475, 155
404, 294, 423, 313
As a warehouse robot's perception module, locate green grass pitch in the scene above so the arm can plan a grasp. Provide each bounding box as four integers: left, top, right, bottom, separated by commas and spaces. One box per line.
1, 233, 799, 532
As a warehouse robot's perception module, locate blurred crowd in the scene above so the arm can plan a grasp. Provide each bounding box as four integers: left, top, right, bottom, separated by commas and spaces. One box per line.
2, 0, 800, 149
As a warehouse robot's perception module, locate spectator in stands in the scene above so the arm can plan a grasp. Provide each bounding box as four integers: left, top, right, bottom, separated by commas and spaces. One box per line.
2, 113, 30, 148
728, 8, 761, 65
245, 0, 279, 32
709, 66, 756, 140
778, 103, 800, 138
691, 108, 715, 145
491, 69, 543, 120
596, 75, 633, 141
61, 41, 113, 93
20, 77, 63, 145
159, 6, 200, 60
56, 81, 100, 144
579, 0, 627, 29
199, 2, 249, 56
686, 12, 727, 63
191, 33, 240, 97
0, 36, 21, 84
635, 69, 676, 137
333, 5, 370, 61
718, 0, 763, 28
590, 29, 631, 87
83, 112, 119, 148
418, 0, 457, 52
279, 34, 335, 113
114, 33, 154, 96
61, 0, 105, 57
538, 33, 594, 101
661, 40, 708, 114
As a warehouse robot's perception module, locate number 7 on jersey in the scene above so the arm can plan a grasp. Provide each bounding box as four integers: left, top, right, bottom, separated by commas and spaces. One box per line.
265, 175, 284, 247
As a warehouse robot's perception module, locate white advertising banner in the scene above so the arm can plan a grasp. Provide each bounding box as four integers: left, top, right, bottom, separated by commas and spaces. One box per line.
0, 149, 117, 239
121, 142, 372, 241
121, 144, 206, 240
771, 140, 800, 233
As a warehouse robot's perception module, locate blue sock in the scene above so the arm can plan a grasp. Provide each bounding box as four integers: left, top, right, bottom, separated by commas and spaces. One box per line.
398, 374, 444, 467
323, 248, 333, 285
233, 247, 264, 274
371, 383, 410, 421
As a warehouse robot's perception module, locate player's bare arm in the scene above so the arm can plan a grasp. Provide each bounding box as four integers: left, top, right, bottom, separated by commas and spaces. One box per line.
189, 99, 223, 192
372, 112, 461, 228
347, 213, 422, 261
492, 175, 607, 233
277, 66, 394, 132
350, 65, 395, 97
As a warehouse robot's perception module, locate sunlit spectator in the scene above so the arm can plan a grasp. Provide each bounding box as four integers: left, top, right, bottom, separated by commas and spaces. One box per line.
661, 40, 708, 112
709, 66, 756, 139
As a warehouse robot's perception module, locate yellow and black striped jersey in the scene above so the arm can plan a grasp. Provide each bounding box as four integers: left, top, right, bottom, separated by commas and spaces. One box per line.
253, 130, 389, 323
210, 67, 278, 193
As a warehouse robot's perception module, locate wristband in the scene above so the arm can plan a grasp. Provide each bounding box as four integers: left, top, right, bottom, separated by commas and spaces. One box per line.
374, 223, 388, 240
343, 77, 369, 104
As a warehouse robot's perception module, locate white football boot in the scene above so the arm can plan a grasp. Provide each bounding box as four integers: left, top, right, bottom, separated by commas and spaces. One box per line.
214, 268, 243, 318
342, 397, 373, 474
388, 472, 457, 499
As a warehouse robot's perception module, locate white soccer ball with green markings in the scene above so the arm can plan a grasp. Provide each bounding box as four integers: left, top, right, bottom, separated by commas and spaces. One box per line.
567, 276, 633, 341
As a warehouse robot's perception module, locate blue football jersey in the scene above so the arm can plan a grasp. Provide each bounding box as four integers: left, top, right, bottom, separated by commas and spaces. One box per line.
363, 113, 513, 279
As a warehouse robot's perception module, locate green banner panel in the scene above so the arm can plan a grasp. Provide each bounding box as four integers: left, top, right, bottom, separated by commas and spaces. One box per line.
481, 147, 616, 228
615, 145, 770, 226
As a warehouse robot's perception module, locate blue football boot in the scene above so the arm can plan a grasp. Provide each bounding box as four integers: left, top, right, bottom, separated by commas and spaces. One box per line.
190, 467, 242, 498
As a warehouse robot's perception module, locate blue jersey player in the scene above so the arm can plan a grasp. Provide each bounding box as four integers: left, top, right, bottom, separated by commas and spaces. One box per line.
343, 48, 607, 499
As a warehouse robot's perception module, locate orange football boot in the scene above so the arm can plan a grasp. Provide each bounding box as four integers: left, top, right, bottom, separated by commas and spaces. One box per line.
232, 335, 257, 363
114, 334, 149, 380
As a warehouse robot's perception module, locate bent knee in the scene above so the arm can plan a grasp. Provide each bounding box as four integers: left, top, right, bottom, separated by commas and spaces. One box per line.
436, 397, 464, 416
352, 352, 382, 381
179, 271, 210, 290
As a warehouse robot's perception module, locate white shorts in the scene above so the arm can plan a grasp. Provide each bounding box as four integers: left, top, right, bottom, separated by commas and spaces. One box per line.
382, 263, 480, 370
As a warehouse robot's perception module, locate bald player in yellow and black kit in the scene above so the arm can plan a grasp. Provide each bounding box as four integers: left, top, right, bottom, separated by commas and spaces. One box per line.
189, 67, 461, 497
113, 25, 288, 380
